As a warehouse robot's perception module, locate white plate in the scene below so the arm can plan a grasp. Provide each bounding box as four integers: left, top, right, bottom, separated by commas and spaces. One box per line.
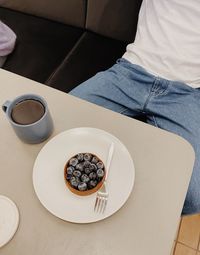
0, 196, 19, 247
33, 127, 135, 223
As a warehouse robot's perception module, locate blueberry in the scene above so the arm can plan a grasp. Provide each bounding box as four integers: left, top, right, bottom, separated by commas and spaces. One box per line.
69, 157, 78, 167
66, 174, 72, 180
70, 179, 79, 189
88, 180, 97, 189
70, 176, 76, 182
97, 161, 104, 169
67, 166, 74, 175
89, 163, 97, 171
83, 161, 90, 168
89, 172, 97, 180
91, 156, 99, 164
81, 174, 90, 183
76, 162, 84, 172
78, 182, 87, 191
77, 153, 84, 162
84, 153, 92, 161
97, 169, 105, 178
84, 167, 91, 175
73, 170, 82, 178
75, 177, 81, 183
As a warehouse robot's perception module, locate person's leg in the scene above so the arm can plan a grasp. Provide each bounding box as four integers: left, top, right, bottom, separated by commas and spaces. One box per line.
69, 58, 156, 119
144, 79, 200, 215
71, 58, 200, 215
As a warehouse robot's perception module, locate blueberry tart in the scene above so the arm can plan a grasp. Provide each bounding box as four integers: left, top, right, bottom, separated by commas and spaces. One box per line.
64, 153, 106, 196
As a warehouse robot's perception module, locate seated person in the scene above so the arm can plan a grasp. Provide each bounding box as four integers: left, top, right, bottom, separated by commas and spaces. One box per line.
0, 21, 16, 67
70, 0, 200, 216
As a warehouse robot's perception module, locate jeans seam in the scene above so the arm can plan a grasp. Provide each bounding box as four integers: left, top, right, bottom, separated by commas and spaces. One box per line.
119, 108, 131, 114
152, 115, 159, 128
152, 80, 172, 96
151, 77, 160, 92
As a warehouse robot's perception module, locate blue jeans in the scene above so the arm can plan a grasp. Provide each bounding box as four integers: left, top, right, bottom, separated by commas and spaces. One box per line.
70, 58, 200, 215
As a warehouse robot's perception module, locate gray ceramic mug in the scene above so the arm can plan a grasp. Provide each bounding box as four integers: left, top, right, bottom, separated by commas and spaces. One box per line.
2, 94, 54, 144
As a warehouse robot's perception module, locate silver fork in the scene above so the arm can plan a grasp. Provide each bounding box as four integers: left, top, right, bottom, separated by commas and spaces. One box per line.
94, 142, 114, 213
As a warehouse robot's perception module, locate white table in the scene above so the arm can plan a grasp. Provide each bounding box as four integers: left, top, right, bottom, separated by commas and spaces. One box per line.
0, 69, 195, 255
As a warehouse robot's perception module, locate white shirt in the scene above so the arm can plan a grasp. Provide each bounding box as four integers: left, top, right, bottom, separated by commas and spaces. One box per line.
123, 0, 200, 88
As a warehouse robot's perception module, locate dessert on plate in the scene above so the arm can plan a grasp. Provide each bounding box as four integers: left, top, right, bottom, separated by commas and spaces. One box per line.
64, 153, 106, 196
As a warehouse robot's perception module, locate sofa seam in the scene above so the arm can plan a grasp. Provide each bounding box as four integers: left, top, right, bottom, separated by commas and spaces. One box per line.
45, 32, 87, 84
84, 0, 88, 28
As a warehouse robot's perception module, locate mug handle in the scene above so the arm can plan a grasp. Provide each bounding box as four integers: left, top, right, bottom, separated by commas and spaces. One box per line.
2, 100, 11, 113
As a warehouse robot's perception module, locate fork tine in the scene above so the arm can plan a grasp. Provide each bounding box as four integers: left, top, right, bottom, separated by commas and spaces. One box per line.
99, 197, 104, 213
99, 197, 105, 213
94, 196, 99, 212
102, 198, 108, 214
96, 196, 102, 213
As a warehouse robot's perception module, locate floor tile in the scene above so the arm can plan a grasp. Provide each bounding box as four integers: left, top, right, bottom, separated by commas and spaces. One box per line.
178, 214, 200, 249
174, 243, 196, 255
199, 234, 200, 251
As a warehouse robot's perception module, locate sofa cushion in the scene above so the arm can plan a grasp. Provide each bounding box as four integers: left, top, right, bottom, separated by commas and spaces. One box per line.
86, 0, 142, 42
0, 7, 84, 83
0, 0, 86, 28
46, 31, 127, 93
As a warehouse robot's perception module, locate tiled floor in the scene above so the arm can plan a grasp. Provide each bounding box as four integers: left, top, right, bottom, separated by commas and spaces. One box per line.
172, 214, 200, 255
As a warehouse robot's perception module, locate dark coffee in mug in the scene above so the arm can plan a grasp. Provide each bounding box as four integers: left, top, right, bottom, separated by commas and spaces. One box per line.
2, 94, 54, 143
11, 99, 45, 125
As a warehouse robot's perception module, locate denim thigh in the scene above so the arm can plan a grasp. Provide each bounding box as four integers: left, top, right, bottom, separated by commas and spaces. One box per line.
70, 59, 156, 118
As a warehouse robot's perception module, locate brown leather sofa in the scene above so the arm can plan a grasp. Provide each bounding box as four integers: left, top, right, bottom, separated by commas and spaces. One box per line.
0, 0, 142, 93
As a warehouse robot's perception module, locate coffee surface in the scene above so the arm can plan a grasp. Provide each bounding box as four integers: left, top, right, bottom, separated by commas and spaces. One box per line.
11, 99, 45, 125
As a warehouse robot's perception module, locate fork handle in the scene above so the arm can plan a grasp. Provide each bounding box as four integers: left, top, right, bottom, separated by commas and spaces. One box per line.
105, 142, 114, 181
